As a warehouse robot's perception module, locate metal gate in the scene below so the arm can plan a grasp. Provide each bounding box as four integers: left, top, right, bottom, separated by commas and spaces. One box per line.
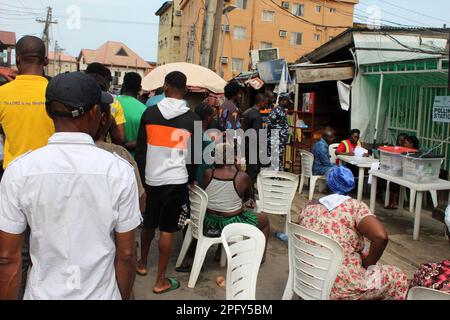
388, 84, 450, 171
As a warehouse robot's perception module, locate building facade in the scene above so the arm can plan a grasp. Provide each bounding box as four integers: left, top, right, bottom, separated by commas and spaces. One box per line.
47, 51, 78, 77
156, 1, 182, 65
176, 0, 358, 80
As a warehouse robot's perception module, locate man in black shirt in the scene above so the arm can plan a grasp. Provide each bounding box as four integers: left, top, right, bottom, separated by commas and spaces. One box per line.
243, 93, 268, 183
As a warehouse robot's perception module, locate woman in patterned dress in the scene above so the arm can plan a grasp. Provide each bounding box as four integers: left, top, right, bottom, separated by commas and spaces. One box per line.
297, 166, 409, 300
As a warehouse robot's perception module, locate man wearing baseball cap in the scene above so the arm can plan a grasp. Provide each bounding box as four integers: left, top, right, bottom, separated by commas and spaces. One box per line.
0, 72, 142, 300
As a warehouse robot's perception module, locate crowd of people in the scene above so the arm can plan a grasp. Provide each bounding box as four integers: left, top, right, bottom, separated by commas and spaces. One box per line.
0, 35, 448, 300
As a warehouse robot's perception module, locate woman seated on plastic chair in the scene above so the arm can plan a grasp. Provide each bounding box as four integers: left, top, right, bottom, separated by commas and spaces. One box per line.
297, 166, 409, 300
202, 143, 270, 261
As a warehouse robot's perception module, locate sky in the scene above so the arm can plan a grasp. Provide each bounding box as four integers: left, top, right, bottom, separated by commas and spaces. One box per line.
0, 0, 449, 62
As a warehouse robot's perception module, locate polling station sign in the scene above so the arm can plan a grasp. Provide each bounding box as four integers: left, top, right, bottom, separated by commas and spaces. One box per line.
433, 96, 450, 123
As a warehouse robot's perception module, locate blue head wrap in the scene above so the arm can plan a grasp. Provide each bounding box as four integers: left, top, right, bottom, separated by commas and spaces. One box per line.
327, 166, 355, 195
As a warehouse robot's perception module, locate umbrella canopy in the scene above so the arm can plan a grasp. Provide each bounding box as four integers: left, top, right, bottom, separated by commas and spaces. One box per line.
142, 62, 227, 94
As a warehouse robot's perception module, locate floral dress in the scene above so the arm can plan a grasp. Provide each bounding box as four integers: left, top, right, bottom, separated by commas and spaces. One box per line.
298, 199, 409, 300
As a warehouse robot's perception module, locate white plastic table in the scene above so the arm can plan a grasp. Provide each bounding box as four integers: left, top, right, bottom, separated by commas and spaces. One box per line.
337, 155, 379, 202
369, 170, 450, 241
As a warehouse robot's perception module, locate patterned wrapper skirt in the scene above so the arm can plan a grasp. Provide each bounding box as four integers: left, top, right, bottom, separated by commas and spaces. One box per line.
203, 211, 258, 237
410, 260, 450, 293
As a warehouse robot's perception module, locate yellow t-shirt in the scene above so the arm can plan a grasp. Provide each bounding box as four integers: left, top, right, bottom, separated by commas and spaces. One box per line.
111, 98, 126, 126
0, 75, 55, 168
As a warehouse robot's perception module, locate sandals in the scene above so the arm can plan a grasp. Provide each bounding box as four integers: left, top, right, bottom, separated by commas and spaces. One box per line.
153, 278, 180, 295
136, 264, 148, 277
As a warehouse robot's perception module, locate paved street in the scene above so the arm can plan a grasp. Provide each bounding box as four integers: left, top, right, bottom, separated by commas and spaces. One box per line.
135, 192, 450, 300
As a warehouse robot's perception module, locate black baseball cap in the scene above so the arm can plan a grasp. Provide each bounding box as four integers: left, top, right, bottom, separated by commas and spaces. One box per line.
46, 72, 113, 118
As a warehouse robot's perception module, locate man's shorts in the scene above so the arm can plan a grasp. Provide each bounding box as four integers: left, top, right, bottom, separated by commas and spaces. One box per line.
143, 184, 190, 233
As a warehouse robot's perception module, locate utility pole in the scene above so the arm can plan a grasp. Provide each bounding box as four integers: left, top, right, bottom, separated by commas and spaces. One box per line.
208, 0, 224, 72
54, 41, 65, 76
37, 7, 58, 75
200, 0, 217, 67
187, 24, 196, 63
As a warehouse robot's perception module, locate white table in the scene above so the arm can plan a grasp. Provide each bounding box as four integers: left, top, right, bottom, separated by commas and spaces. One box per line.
337, 155, 379, 202
369, 170, 450, 241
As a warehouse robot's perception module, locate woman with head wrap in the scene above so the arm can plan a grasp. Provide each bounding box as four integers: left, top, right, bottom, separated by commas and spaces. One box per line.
297, 166, 409, 300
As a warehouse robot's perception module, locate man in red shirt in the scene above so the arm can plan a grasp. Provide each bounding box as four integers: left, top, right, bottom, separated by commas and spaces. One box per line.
336, 129, 364, 157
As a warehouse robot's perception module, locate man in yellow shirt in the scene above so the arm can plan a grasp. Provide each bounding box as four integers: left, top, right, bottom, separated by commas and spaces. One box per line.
0, 36, 54, 169
85, 63, 126, 145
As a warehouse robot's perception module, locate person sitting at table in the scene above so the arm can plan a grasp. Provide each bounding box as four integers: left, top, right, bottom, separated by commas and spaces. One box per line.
312, 127, 336, 176
385, 133, 409, 210
405, 136, 420, 150
335, 129, 367, 158
297, 166, 409, 300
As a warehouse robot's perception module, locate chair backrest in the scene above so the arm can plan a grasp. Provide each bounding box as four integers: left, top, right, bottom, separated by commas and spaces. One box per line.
256, 171, 299, 218
287, 222, 344, 300
188, 185, 208, 240
329, 143, 339, 164
300, 149, 314, 177
407, 287, 450, 300
221, 223, 265, 300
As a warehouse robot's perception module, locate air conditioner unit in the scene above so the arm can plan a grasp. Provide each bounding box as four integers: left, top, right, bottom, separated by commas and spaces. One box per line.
281, 1, 289, 9
222, 24, 230, 32
221, 57, 229, 64
175, 10, 182, 16
250, 48, 279, 70
279, 30, 287, 38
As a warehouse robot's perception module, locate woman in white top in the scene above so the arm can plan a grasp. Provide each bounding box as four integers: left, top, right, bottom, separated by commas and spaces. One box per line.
202, 143, 270, 260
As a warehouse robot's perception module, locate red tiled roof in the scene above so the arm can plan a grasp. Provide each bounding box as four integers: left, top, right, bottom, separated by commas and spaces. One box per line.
0, 31, 16, 46
79, 41, 150, 69
48, 51, 77, 63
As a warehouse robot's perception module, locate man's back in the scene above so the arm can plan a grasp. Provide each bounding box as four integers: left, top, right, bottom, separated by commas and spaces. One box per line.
0, 75, 55, 168
0, 132, 141, 300
117, 95, 147, 144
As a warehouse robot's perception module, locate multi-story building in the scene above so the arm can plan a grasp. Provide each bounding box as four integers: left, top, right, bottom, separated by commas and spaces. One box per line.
47, 51, 78, 77
176, 0, 358, 80
155, 1, 182, 65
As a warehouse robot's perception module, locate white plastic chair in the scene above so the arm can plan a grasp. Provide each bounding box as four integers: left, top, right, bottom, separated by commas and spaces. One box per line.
407, 287, 450, 300
283, 222, 344, 300
329, 143, 339, 165
299, 149, 326, 201
256, 171, 299, 231
221, 223, 265, 300
176, 185, 227, 288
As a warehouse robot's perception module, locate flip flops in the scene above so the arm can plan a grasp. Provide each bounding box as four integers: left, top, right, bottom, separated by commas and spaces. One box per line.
136, 265, 148, 277
153, 278, 180, 295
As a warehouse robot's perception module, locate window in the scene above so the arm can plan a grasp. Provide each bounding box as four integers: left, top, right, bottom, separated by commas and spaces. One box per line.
330, 7, 337, 13
174, 35, 180, 41
279, 30, 287, 38
291, 32, 303, 45
315, 5, 321, 13
232, 58, 244, 72
221, 57, 229, 64
116, 48, 128, 57
281, 1, 290, 9
262, 10, 275, 22
314, 34, 320, 41
292, 3, 304, 17
260, 42, 272, 49
235, 0, 248, 10
233, 26, 246, 40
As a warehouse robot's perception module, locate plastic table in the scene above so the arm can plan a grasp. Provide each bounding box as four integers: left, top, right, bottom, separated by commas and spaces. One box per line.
369, 170, 450, 241
337, 155, 379, 202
